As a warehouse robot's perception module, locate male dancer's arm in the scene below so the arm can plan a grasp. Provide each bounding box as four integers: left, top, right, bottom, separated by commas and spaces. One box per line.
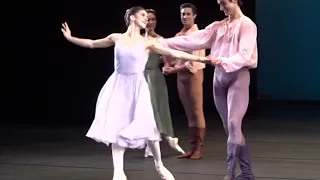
171, 49, 206, 73
185, 49, 206, 73
158, 22, 217, 52
219, 20, 258, 73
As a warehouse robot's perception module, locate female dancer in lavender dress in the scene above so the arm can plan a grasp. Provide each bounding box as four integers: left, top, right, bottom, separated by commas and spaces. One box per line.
61, 6, 208, 180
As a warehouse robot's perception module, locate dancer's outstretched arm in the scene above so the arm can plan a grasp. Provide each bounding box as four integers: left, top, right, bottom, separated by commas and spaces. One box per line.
147, 40, 208, 63
61, 22, 120, 49
157, 22, 217, 52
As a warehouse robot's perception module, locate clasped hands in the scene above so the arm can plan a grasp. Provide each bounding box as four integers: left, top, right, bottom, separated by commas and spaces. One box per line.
162, 55, 221, 75
203, 55, 222, 66
162, 66, 176, 75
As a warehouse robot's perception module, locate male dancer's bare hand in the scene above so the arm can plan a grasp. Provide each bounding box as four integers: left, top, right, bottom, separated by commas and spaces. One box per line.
206, 55, 222, 66
162, 67, 174, 75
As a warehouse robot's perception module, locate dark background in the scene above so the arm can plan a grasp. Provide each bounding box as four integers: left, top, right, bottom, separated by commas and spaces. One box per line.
5, 0, 318, 128
47, 0, 256, 126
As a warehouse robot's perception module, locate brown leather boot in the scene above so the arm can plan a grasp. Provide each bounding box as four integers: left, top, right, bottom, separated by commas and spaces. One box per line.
190, 127, 205, 159
177, 127, 197, 158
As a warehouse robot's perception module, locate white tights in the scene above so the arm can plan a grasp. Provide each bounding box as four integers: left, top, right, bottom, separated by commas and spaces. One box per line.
112, 141, 174, 180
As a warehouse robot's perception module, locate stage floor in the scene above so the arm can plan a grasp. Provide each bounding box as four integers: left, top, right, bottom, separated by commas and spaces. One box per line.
1, 103, 320, 180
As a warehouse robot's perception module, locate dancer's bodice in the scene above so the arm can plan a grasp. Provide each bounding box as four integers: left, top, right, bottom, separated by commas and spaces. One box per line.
114, 40, 149, 74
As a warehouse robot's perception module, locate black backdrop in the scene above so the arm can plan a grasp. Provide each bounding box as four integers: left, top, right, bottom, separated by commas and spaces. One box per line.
4, 0, 256, 126
50, 0, 256, 125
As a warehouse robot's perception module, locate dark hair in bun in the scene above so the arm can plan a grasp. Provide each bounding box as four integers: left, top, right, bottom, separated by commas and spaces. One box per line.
124, 6, 145, 27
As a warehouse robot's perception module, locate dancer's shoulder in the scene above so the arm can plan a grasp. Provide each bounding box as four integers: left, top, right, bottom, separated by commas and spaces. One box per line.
109, 33, 122, 41
102, 33, 122, 44
241, 16, 257, 27
203, 21, 222, 30
206, 19, 227, 27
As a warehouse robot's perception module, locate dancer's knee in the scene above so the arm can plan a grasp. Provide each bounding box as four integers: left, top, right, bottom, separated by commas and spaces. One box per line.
147, 140, 157, 145
223, 124, 229, 135
227, 120, 243, 144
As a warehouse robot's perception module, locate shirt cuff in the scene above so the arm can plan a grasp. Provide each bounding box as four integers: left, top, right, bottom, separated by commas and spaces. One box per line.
220, 57, 238, 73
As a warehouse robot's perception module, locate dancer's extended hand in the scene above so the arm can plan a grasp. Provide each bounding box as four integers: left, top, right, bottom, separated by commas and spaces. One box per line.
162, 67, 175, 75
206, 55, 222, 66
61, 22, 72, 39
199, 56, 211, 63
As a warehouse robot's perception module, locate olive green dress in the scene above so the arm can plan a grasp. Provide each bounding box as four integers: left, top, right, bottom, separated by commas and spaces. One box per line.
144, 53, 174, 137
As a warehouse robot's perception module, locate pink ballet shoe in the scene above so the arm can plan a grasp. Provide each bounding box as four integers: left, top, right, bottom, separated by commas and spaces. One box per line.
112, 172, 127, 180
167, 137, 185, 154
155, 163, 175, 180
144, 145, 154, 158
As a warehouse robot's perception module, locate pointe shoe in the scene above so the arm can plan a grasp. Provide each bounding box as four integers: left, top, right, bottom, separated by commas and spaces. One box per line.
167, 137, 185, 154
112, 172, 127, 180
155, 164, 175, 180
144, 145, 153, 158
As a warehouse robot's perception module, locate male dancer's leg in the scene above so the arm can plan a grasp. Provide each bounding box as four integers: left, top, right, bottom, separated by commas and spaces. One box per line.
147, 140, 175, 180
112, 144, 127, 180
227, 70, 254, 180
176, 71, 206, 159
188, 70, 206, 128
186, 70, 206, 159
213, 73, 228, 133
226, 70, 250, 145
214, 69, 254, 180
176, 75, 197, 158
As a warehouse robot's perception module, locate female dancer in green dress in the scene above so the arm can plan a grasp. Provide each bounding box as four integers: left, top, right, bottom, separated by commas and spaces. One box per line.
143, 9, 184, 157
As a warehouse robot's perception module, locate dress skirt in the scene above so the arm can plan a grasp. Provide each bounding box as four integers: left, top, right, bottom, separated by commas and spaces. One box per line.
86, 72, 161, 149
144, 68, 174, 137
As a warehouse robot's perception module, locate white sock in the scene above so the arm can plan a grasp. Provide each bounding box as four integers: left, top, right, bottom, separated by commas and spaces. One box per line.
147, 140, 163, 166
111, 143, 126, 174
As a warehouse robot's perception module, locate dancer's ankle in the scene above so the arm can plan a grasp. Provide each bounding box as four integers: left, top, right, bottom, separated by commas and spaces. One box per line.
164, 136, 171, 141
154, 160, 163, 167
114, 169, 125, 174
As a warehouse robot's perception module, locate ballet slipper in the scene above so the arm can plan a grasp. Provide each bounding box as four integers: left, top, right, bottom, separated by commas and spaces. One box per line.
167, 137, 185, 154
144, 145, 154, 158
155, 163, 175, 180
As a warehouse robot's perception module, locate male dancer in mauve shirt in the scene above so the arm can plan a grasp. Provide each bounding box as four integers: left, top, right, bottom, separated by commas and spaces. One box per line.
158, 0, 257, 179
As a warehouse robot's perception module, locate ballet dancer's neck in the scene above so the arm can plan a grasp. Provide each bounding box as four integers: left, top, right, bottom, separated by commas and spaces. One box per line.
183, 23, 194, 31
126, 24, 141, 38
228, 7, 244, 22
146, 29, 157, 37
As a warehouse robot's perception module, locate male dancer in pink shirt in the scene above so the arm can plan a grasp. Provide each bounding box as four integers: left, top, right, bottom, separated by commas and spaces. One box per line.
158, 0, 256, 179
163, 3, 206, 160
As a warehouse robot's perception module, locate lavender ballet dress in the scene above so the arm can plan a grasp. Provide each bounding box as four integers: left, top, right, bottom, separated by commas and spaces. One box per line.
86, 37, 161, 149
